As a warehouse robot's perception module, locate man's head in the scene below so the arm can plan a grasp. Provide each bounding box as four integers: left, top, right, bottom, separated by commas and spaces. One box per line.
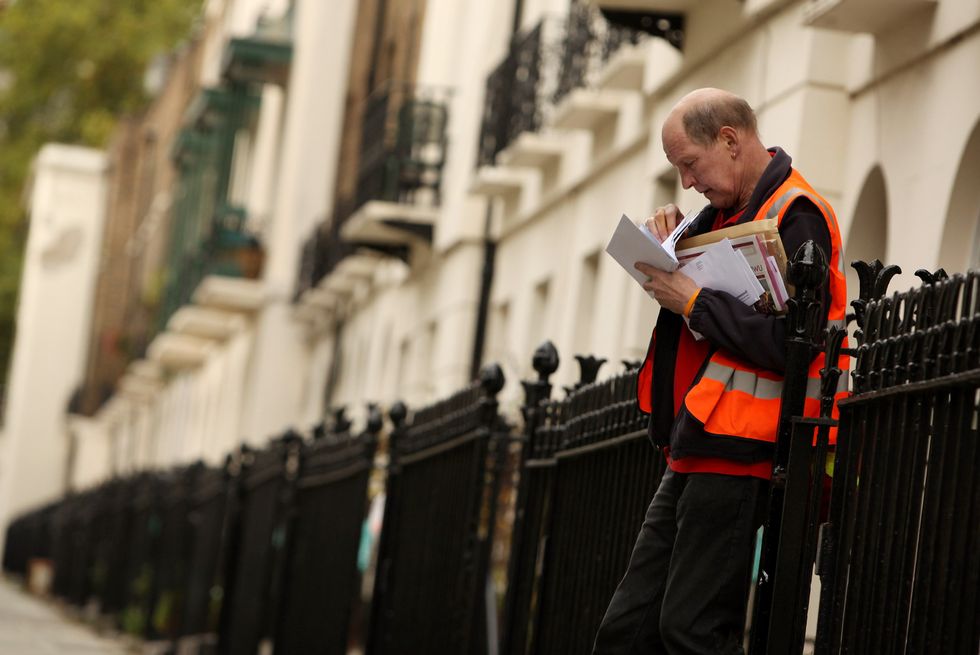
662, 88, 770, 210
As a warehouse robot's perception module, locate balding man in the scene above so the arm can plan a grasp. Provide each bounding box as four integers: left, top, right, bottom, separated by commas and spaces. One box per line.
593, 89, 846, 654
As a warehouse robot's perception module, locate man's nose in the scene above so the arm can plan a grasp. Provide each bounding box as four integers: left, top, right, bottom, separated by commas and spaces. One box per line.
681, 172, 696, 189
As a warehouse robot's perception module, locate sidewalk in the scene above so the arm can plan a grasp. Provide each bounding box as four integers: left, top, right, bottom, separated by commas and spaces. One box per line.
0, 578, 131, 654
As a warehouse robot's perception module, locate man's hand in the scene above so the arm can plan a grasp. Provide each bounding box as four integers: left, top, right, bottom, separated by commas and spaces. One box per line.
636, 262, 699, 315
645, 204, 684, 243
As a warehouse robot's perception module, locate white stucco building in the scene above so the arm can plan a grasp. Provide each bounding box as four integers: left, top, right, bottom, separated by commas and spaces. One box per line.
2, 0, 978, 512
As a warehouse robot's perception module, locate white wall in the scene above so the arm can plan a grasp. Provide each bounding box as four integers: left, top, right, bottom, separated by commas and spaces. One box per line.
0, 145, 107, 535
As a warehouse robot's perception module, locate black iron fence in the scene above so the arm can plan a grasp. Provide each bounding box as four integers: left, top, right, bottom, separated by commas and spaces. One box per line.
5, 252, 979, 655
218, 432, 302, 655
814, 266, 980, 654
274, 408, 381, 655
500, 346, 660, 654
366, 365, 509, 655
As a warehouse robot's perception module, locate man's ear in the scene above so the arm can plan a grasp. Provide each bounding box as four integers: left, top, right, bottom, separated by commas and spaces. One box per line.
718, 125, 738, 149
718, 125, 739, 157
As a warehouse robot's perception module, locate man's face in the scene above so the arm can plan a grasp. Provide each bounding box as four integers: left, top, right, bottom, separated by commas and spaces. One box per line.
662, 122, 737, 209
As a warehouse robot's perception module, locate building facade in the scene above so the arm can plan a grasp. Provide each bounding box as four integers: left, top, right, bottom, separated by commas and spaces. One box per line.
1, 0, 978, 524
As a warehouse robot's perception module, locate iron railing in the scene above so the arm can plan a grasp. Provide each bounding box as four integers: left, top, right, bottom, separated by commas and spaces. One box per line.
501, 346, 660, 654
355, 82, 450, 212
160, 86, 263, 332
274, 409, 382, 655
477, 18, 563, 167
814, 266, 980, 655
366, 365, 508, 655
294, 83, 445, 296
218, 433, 302, 655
7, 257, 979, 655
477, 6, 652, 167
554, 2, 644, 106
179, 458, 237, 650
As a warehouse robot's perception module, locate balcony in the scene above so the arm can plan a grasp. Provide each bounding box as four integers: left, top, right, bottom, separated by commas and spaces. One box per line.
294, 83, 449, 305
803, 0, 936, 34
159, 84, 264, 331
553, 3, 646, 107
348, 82, 449, 229
158, 216, 265, 328
475, 6, 679, 178
477, 18, 564, 168
222, 9, 293, 86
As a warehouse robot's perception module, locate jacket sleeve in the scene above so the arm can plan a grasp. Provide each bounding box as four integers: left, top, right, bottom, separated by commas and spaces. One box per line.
686, 198, 832, 373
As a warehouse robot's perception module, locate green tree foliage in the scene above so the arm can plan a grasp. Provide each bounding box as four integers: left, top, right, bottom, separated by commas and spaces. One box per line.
0, 0, 201, 397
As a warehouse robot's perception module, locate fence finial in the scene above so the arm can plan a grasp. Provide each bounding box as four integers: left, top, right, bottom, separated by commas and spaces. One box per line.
312, 422, 326, 440
479, 363, 506, 395
389, 401, 408, 428
332, 407, 352, 434
365, 403, 384, 434
849, 259, 902, 334
914, 267, 949, 284
532, 340, 560, 382
574, 354, 606, 387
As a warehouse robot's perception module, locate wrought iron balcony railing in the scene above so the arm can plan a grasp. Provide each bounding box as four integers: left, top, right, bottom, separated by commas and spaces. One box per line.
158, 217, 264, 330
354, 82, 451, 213
553, 3, 645, 106
477, 17, 564, 168
477, 5, 682, 167
158, 86, 263, 331
294, 84, 449, 297
294, 214, 353, 300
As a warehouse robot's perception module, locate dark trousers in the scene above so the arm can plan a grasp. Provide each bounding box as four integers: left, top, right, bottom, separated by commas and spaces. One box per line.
593, 469, 768, 655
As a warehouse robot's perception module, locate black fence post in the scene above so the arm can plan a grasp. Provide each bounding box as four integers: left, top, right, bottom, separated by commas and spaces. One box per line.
751, 240, 828, 654
500, 341, 559, 655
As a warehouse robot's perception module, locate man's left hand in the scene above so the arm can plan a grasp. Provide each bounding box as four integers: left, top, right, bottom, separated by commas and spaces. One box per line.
635, 262, 699, 314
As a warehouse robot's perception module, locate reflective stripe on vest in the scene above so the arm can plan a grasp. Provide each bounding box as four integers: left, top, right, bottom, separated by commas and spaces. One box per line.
684, 169, 850, 446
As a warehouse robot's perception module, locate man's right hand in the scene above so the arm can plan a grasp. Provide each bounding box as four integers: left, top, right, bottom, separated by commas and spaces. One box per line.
645, 204, 684, 243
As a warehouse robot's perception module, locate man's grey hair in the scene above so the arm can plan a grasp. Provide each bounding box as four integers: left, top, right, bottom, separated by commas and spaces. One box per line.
682, 96, 758, 145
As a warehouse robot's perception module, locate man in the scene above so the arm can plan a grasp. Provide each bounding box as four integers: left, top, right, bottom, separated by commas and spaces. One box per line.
592, 88, 847, 654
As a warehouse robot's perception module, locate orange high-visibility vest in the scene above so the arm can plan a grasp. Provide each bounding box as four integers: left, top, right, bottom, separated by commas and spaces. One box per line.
638, 169, 849, 446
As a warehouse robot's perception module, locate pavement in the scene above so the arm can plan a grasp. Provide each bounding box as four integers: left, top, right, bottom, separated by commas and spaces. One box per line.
0, 578, 132, 654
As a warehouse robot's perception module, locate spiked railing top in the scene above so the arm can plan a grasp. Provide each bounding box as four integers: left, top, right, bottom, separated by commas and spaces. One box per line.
849, 269, 979, 395
391, 364, 507, 456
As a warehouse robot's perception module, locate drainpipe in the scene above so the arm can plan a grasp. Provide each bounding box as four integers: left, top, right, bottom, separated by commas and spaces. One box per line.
469, 0, 524, 380
469, 208, 497, 380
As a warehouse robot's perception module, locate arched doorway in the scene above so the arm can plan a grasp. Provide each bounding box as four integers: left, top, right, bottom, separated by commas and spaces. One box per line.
939, 119, 980, 272
844, 166, 889, 301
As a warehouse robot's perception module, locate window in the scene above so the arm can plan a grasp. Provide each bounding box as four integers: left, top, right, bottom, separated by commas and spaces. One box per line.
574, 251, 600, 357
